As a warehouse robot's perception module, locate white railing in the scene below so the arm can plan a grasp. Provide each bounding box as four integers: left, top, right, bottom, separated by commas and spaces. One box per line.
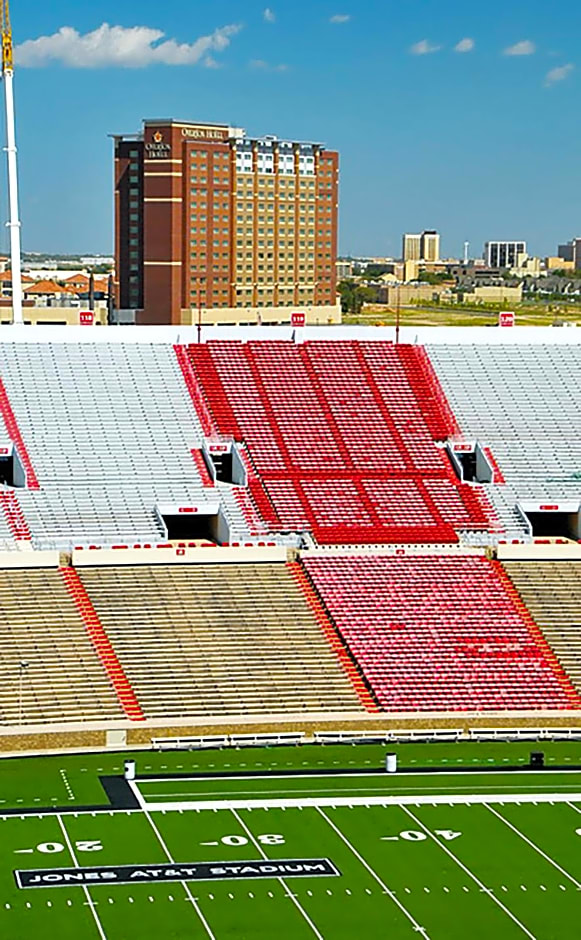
152, 731, 305, 751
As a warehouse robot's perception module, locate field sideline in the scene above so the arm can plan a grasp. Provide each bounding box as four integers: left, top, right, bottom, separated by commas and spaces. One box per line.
1, 743, 581, 937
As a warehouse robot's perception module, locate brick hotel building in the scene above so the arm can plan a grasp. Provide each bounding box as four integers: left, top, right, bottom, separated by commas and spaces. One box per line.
113, 119, 339, 326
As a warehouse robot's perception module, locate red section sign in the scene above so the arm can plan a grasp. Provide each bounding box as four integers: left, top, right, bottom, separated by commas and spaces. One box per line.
291, 311, 306, 327
453, 444, 473, 452
539, 504, 559, 511
499, 311, 515, 327
79, 311, 94, 326
178, 507, 198, 513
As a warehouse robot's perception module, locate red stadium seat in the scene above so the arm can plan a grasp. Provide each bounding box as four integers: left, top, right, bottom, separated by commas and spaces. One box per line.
178, 340, 494, 544
302, 554, 581, 712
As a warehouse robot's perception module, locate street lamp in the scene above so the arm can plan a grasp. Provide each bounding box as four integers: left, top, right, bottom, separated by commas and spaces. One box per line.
18, 660, 28, 725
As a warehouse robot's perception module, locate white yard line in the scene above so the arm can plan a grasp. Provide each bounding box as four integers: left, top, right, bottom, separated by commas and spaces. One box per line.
231, 807, 324, 940
140, 769, 581, 783
317, 807, 430, 939
56, 814, 108, 940
139, 791, 581, 813
141, 807, 216, 940
0, 809, 143, 820
142, 784, 581, 797
401, 806, 536, 940
59, 769, 75, 801
127, 778, 146, 809
485, 804, 581, 889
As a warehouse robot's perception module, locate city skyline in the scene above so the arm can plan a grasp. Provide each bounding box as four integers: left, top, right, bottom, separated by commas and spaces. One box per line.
5, 0, 581, 257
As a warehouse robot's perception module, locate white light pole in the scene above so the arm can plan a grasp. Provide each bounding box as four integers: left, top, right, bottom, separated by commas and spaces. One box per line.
18, 659, 28, 725
1, 0, 23, 326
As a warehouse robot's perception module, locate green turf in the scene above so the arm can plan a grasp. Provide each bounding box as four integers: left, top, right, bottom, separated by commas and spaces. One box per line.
2, 741, 581, 810
2, 743, 581, 937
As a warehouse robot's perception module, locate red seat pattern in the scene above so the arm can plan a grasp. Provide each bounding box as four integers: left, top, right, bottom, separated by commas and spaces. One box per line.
303, 554, 581, 712
287, 560, 380, 712
190, 449, 214, 488
0, 490, 31, 540
60, 567, 145, 721
180, 340, 493, 544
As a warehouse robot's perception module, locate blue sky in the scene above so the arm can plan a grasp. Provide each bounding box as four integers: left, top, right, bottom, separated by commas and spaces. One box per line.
6, 0, 581, 258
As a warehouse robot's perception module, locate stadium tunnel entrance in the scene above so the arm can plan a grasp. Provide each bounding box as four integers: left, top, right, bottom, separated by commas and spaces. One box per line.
0, 442, 25, 487
519, 500, 581, 541
155, 501, 229, 544
203, 439, 246, 486
447, 441, 494, 483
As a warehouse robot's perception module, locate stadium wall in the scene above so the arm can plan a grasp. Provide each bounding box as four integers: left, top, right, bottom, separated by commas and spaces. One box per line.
3, 714, 581, 756
0, 324, 580, 346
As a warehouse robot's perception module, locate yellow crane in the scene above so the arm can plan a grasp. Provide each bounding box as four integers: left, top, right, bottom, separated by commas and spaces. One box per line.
1, 0, 23, 325
1, 0, 13, 72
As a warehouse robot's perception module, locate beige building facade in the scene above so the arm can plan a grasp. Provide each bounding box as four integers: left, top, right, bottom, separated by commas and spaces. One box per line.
462, 284, 523, 304
402, 230, 440, 263
402, 233, 422, 262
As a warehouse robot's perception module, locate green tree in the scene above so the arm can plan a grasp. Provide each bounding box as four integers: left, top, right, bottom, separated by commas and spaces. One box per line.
363, 264, 392, 279
416, 271, 452, 285
338, 280, 375, 315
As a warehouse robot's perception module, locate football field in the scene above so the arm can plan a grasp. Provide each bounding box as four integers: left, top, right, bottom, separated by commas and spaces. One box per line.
1, 744, 581, 938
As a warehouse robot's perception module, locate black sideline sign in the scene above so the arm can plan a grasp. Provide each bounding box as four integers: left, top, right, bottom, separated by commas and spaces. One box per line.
15, 858, 340, 888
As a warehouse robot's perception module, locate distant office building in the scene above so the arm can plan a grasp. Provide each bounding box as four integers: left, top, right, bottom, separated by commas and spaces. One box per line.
114, 118, 339, 325
463, 284, 523, 305
558, 242, 574, 263
402, 233, 422, 262
421, 231, 440, 263
336, 259, 354, 279
402, 231, 440, 263
484, 241, 526, 268
547, 256, 575, 272
558, 238, 581, 269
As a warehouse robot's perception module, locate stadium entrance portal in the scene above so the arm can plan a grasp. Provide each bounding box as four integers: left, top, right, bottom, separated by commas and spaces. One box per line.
519, 500, 581, 541
0, 442, 25, 487
155, 501, 226, 544
210, 449, 232, 483
447, 441, 494, 484
204, 439, 246, 486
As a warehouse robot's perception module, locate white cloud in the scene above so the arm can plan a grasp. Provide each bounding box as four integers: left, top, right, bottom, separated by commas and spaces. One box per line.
410, 39, 441, 55
545, 63, 574, 86
503, 39, 536, 56
454, 37, 474, 53
203, 56, 221, 70
14, 22, 242, 68
329, 14, 351, 24
250, 58, 288, 72
263, 8, 276, 23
